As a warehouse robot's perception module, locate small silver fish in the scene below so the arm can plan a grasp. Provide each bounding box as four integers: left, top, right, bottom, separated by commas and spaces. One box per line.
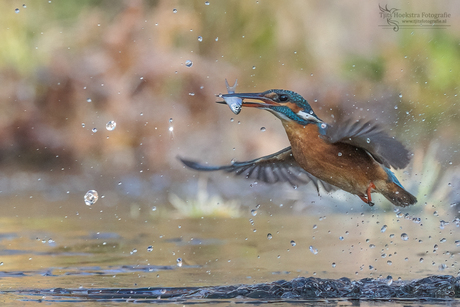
223, 79, 242, 115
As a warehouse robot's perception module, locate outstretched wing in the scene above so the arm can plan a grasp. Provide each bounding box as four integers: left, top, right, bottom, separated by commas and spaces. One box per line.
179, 146, 337, 192
321, 120, 411, 169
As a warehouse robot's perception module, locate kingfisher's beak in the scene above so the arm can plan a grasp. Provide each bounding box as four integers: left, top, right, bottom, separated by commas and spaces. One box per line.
221, 92, 277, 108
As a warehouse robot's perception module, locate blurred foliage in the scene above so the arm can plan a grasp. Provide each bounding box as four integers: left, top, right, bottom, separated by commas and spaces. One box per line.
0, 0, 459, 207
343, 56, 386, 82
169, 177, 241, 218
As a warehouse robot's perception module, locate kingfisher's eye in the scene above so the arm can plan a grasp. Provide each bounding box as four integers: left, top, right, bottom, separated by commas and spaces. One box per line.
279, 94, 289, 102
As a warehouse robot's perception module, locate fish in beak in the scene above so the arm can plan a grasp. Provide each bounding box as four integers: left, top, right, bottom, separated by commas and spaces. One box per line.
220, 79, 242, 115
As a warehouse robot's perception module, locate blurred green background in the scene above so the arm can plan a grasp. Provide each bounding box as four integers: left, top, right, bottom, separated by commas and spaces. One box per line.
0, 0, 459, 213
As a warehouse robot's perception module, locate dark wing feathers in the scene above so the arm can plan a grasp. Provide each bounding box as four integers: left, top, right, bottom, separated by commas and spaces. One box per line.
180, 120, 409, 192
179, 146, 337, 193
321, 120, 411, 169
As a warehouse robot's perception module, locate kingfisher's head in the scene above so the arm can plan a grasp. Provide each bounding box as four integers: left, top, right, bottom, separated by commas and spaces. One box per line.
221, 89, 322, 125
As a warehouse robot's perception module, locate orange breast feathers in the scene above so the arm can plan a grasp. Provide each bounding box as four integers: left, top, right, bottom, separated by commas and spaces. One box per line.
282, 122, 388, 194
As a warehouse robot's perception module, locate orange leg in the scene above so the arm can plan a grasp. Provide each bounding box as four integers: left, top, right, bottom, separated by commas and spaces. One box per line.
359, 195, 368, 203
359, 182, 376, 207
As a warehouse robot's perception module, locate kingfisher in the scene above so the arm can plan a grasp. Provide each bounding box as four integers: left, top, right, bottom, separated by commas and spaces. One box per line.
180, 89, 417, 207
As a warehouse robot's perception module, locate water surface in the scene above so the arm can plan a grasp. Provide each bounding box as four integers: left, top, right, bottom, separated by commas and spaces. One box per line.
0, 195, 458, 306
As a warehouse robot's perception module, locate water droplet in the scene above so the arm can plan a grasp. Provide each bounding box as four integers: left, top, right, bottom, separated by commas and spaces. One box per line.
399, 94, 403, 98
339, 236, 344, 241
366, 138, 371, 144
419, 258, 424, 262
267, 233, 272, 240
173, 8, 177, 13
185, 60, 193, 67
81, 123, 85, 128
260, 127, 266, 132
252, 66, 256, 70
152, 206, 157, 211
249, 218, 254, 226
380, 225, 387, 233
23, 4, 27, 8
205, 1, 210, 5
387, 260, 392, 265
338, 152, 342, 157
176, 258, 183, 267
440, 220, 448, 229
401, 233, 409, 241
106, 120, 116, 131
147, 246, 153, 252
332, 262, 336, 268
251, 209, 257, 216
198, 36, 203, 42
169, 126, 174, 132
130, 248, 138, 255
84, 190, 98, 206
87, 98, 92, 102
290, 240, 296, 247
309, 246, 318, 255
386, 276, 393, 286
15, 8, 19, 13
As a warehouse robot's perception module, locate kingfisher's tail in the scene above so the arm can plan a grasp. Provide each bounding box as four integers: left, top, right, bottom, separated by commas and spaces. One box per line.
380, 182, 417, 207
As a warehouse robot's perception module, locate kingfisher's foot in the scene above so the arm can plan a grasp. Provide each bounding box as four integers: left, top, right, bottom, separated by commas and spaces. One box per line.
366, 182, 376, 202
359, 195, 370, 204
359, 182, 377, 206
358, 196, 375, 206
